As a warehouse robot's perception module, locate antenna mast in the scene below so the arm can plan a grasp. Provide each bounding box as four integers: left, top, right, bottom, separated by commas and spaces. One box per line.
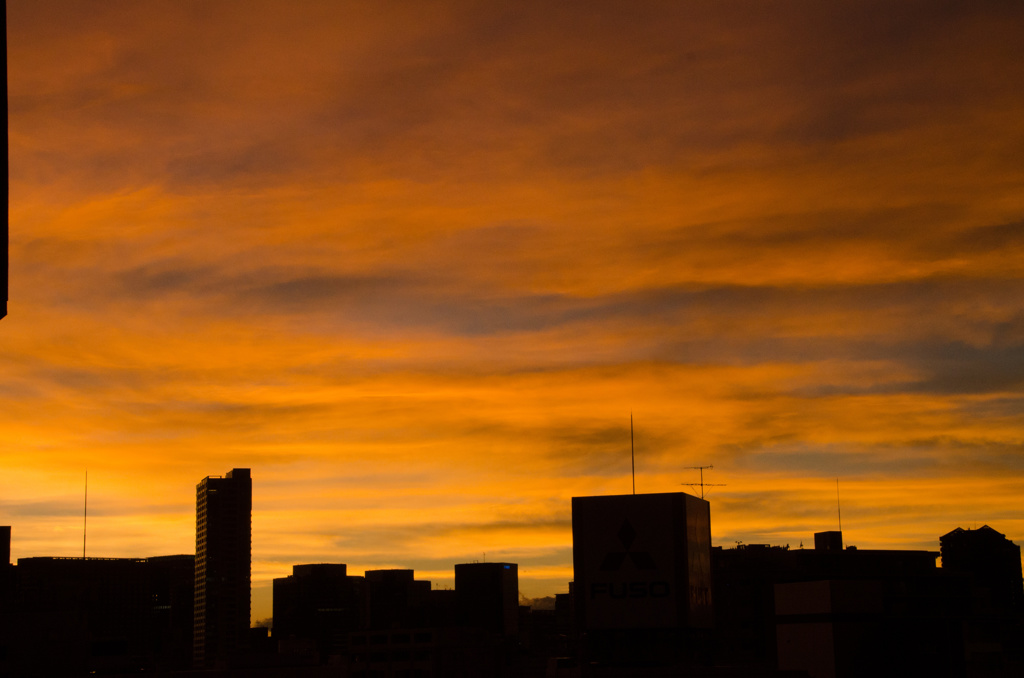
683, 465, 725, 500
630, 413, 635, 495
83, 470, 88, 559
836, 478, 842, 533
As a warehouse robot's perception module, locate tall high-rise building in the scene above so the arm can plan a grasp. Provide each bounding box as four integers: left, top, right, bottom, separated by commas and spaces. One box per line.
194, 468, 252, 668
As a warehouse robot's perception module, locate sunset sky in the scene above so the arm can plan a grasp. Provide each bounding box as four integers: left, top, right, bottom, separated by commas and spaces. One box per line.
2, 1, 1023, 621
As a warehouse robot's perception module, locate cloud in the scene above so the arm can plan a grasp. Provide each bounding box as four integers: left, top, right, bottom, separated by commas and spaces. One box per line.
0, 500, 84, 518
3, 1, 1024, 619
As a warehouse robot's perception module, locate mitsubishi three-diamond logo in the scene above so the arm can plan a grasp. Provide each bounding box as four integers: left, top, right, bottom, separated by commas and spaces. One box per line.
599, 519, 657, 571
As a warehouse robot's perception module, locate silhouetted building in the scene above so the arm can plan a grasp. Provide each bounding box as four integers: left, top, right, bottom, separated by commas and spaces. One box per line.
941, 525, 1024, 615
0, 527, 8, 567
775, 572, 967, 678
572, 491, 712, 667
814, 530, 843, 552
712, 535, 972, 676
146, 555, 196, 670
709, 532, 970, 678
365, 569, 435, 630
0, 527, 13, 678
273, 563, 364, 661
194, 467, 252, 668
5, 555, 195, 676
712, 543, 796, 669
940, 525, 1024, 676
17, 557, 150, 676
342, 567, 520, 677
455, 562, 519, 637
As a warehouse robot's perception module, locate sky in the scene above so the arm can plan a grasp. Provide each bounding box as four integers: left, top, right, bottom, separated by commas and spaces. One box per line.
2, 0, 1023, 622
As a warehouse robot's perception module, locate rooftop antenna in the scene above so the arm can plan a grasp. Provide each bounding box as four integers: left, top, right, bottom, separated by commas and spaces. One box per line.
836, 478, 843, 534
630, 413, 635, 495
683, 465, 725, 500
82, 470, 88, 559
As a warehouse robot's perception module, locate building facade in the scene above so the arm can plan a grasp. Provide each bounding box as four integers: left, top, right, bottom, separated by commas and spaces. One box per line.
3, 555, 194, 676
194, 468, 252, 668
454, 562, 519, 638
940, 525, 1023, 614
571, 491, 713, 667
273, 563, 364, 660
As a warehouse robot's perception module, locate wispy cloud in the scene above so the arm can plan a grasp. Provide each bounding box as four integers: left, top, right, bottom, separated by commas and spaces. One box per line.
2, 0, 1023, 619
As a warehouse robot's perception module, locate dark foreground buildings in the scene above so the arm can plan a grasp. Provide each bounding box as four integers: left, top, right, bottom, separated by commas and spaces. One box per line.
3, 484, 1023, 677
941, 525, 1024, 674
270, 562, 522, 675
273, 563, 365, 659
0, 526, 193, 676
455, 562, 520, 638
565, 492, 1021, 677
712, 530, 1024, 678
194, 467, 252, 669
941, 525, 1024, 615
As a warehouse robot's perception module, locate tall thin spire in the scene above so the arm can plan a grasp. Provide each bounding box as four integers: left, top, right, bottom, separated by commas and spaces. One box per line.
836, 478, 843, 535
83, 470, 88, 559
630, 413, 635, 495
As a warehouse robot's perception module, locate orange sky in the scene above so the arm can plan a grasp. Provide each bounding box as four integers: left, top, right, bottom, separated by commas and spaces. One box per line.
2, 0, 1023, 622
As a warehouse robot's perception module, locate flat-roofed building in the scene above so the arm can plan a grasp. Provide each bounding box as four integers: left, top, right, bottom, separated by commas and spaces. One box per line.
455, 562, 518, 637
273, 563, 364, 661
572, 491, 712, 667
5, 554, 194, 675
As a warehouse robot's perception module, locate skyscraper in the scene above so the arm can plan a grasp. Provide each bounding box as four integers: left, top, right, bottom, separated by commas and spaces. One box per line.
194, 468, 251, 668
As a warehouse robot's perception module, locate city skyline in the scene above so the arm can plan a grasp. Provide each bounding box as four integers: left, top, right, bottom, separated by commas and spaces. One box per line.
5, 492, 1018, 675
2, 477, 1015, 624
2, 0, 1023, 626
